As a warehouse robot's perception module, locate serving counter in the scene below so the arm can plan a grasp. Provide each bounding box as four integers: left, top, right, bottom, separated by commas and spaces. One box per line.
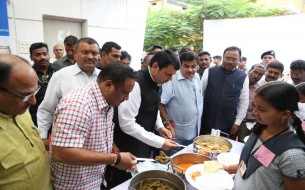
112, 139, 244, 190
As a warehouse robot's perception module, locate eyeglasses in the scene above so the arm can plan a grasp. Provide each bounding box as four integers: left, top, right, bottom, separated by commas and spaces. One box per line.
223, 57, 239, 63
290, 72, 304, 78
0, 85, 41, 102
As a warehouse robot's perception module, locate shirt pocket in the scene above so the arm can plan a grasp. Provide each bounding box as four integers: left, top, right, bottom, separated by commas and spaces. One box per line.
0, 146, 31, 182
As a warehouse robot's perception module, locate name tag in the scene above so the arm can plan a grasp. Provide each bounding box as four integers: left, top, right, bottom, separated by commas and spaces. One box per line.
253, 145, 275, 168
239, 160, 247, 177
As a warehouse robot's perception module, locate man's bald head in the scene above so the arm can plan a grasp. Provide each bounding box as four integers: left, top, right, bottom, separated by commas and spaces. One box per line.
0, 55, 38, 115
0, 55, 30, 86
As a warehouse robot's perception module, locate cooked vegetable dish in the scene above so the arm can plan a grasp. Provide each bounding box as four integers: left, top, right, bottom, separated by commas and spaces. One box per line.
137, 179, 176, 190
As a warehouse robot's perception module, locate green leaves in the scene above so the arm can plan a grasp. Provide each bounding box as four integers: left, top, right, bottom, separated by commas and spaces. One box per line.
144, 0, 286, 52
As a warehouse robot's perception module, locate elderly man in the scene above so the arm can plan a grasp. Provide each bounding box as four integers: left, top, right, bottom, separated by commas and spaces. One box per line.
237, 64, 265, 142
290, 59, 305, 85
0, 55, 52, 190
52, 35, 78, 70
37, 37, 101, 148
200, 46, 249, 138
98, 41, 121, 70
160, 51, 203, 155
29, 42, 55, 127
52, 44, 64, 61
51, 63, 137, 189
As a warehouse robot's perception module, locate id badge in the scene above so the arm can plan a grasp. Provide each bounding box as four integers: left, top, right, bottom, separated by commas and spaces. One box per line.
239, 160, 247, 177
253, 144, 275, 168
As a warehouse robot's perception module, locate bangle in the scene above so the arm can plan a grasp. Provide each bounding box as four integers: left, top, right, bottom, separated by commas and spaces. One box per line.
112, 153, 121, 166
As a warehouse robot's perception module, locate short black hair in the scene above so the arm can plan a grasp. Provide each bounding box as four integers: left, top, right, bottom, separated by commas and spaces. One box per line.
290, 59, 305, 70
120, 51, 131, 61
76, 37, 99, 48
152, 44, 162, 51
29, 42, 49, 56
198, 51, 211, 58
223, 46, 241, 57
267, 60, 284, 73
168, 47, 178, 52
100, 42, 121, 54
97, 62, 137, 87
180, 51, 199, 63
149, 49, 180, 70
64, 35, 78, 46
250, 63, 265, 71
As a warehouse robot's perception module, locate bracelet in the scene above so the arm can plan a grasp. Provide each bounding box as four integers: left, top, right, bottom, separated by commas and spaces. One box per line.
111, 153, 121, 166
162, 119, 170, 125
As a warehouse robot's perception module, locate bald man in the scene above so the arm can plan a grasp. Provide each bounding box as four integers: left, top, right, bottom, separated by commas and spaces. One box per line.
0, 55, 53, 190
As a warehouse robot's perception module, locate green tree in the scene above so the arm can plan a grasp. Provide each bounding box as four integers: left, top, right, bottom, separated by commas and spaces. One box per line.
144, 0, 286, 52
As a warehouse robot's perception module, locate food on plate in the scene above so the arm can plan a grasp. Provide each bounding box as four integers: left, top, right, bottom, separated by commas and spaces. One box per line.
190, 171, 201, 180
174, 162, 196, 173
195, 142, 230, 154
137, 179, 176, 190
155, 151, 171, 164
204, 161, 223, 173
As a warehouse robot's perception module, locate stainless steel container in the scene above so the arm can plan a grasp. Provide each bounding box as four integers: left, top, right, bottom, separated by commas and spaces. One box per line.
169, 153, 211, 175
193, 135, 232, 159
128, 170, 186, 190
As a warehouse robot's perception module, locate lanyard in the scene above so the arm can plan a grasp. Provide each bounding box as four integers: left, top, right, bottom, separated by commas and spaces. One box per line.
245, 127, 290, 164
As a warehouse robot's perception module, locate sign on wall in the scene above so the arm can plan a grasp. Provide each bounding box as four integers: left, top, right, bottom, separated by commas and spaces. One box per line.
0, 0, 9, 47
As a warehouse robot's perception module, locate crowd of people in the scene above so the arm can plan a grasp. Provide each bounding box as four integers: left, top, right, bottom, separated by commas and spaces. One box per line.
0, 34, 305, 190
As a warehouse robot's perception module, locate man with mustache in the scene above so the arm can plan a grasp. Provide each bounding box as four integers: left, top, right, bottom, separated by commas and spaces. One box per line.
160, 51, 203, 155
37, 37, 101, 149
237, 64, 265, 142
29, 42, 55, 127
257, 60, 284, 86
52, 35, 78, 71
50, 63, 137, 189
0, 55, 53, 190
289, 59, 305, 85
197, 51, 212, 79
200, 46, 249, 138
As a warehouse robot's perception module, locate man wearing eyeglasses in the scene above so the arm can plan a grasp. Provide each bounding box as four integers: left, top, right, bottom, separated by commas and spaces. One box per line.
200, 46, 249, 139
29, 42, 55, 127
0, 55, 53, 190
289, 59, 305, 86
97, 41, 121, 70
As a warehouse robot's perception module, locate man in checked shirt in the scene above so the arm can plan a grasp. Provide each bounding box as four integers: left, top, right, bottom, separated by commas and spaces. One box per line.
50, 63, 137, 190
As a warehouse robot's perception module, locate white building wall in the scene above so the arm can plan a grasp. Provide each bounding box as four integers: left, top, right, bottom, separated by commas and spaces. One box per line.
6, 0, 148, 70
203, 14, 305, 73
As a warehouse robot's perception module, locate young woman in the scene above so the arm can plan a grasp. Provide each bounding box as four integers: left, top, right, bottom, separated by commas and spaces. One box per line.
232, 81, 305, 190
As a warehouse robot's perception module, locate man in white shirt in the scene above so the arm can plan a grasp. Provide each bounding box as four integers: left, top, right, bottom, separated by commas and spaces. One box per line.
106, 50, 180, 188
200, 46, 249, 138
37, 37, 101, 148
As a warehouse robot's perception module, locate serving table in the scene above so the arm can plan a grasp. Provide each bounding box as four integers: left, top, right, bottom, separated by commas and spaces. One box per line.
112, 139, 244, 190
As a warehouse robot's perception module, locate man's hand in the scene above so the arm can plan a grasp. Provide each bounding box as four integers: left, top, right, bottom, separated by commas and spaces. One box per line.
115, 152, 137, 170
42, 138, 50, 151
158, 127, 173, 139
230, 124, 239, 135
162, 139, 178, 150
